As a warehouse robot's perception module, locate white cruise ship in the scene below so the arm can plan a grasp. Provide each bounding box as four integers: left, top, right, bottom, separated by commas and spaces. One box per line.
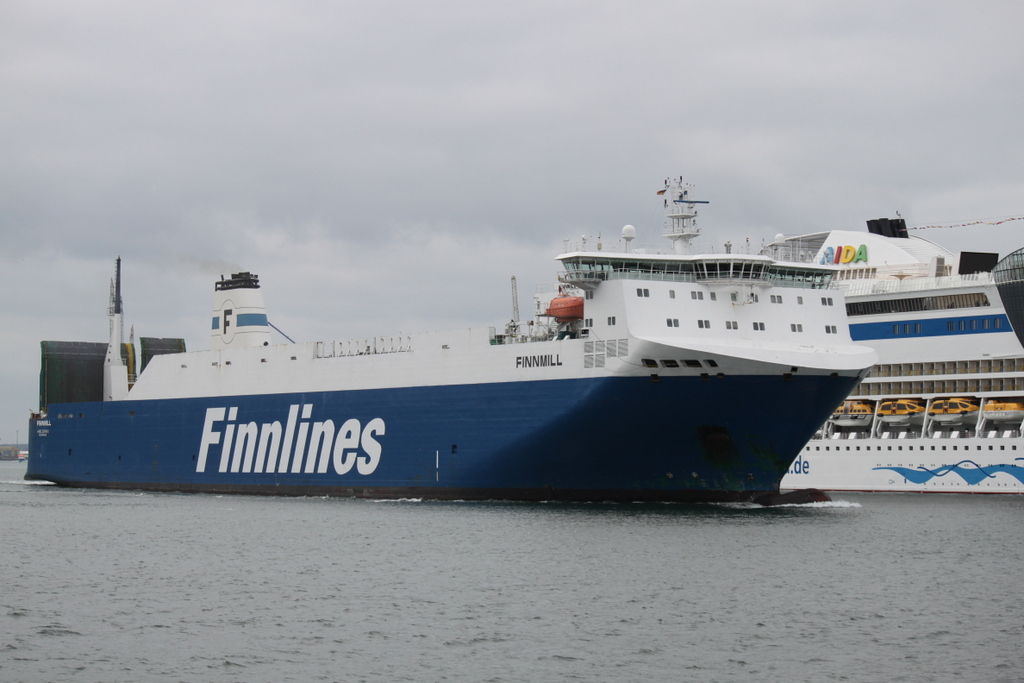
773, 219, 1024, 493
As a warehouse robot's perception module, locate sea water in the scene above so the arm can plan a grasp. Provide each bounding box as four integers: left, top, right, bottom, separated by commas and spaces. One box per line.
1, 460, 1021, 682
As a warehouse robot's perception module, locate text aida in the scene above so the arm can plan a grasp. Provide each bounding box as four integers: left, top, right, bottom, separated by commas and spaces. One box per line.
196, 404, 385, 475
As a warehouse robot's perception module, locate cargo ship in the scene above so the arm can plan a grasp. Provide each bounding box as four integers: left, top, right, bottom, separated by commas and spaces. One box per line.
772, 220, 1024, 493
26, 179, 875, 503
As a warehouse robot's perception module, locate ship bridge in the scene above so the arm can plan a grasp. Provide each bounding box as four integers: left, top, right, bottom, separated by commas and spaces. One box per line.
557, 253, 834, 290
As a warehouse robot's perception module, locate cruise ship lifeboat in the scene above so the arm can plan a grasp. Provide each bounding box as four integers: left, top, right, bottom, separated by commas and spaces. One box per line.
830, 400, 874, 427
545, 296, 584, 322
928, 398, 979, 424
877, 399, 925, 424
982, 400, 1024, 423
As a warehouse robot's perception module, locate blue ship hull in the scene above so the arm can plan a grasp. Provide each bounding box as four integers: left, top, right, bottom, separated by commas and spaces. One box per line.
27, 373, 860, 502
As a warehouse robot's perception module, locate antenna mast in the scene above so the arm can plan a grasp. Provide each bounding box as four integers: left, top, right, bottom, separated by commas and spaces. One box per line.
661, 177, 709, 254
510, 276, 520, 322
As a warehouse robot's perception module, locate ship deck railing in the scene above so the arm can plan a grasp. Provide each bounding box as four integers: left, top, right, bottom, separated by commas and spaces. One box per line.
841, 272, 993, 298
560, 270, 837, 289
829, 427, 1024, 440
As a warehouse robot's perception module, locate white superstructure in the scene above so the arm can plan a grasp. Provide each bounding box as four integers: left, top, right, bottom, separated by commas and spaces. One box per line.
773, 220, 1024, 493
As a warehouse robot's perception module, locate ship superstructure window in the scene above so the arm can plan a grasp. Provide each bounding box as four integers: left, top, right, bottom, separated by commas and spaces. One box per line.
730, 292, 738, 302
837, 267, 879, 280
771, 295, 784, 304
667, 318, 680, 327
725, 321, 738, 329
821, 297, 834, 306
642, 359, 658, 368
661, 360, 679, 368
585, 291, 594, 300
791, 324, 803, 332
797, 296, 804, 304
607, 316, 617, 325
584, 318, 593, 327
709, 292, 716, 301
753, 322, 765, 331
846, 292, 990, 316
683, 360, 702, 368
669, 290, 675, 299
637, 288, 650, 297
559, 255, 833, 288
697, 320, 710, 328
691, 291, 704, 300
825, 325, 838, 334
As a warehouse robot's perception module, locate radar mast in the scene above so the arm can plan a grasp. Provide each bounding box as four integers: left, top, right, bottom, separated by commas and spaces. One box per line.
660, 177, 709, 254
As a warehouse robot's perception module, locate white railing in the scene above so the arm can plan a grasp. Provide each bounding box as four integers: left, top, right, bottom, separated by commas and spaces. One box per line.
841, 272, 993, 298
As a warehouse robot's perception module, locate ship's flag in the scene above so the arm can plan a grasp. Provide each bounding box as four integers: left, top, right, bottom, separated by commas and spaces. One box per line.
656, 188, 666, 195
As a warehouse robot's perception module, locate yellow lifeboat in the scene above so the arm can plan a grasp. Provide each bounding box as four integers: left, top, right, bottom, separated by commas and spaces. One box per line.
544, 296, 584, 322
877, 399, 925, 424
928, 397, 979, 423
830, 400, 874, 427
982, 399, 1024, 423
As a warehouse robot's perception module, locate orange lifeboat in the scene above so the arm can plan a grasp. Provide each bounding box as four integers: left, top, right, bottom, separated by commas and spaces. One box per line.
545, 296, 584, 321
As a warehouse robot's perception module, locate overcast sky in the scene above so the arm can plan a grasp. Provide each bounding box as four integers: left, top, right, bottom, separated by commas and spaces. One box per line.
2, 1, 1023, 444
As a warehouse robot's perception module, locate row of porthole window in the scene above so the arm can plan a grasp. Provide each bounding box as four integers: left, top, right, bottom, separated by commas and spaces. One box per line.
639, 288, 835, 307
888, 319, 1003, 336
663, 319, 838, 333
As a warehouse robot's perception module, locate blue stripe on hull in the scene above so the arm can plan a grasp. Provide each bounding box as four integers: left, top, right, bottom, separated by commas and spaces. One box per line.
850, 314, 1010, 341
28, 374, 861, 501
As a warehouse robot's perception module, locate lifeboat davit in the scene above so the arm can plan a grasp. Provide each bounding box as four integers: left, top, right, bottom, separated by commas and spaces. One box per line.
545, 296, 584, 321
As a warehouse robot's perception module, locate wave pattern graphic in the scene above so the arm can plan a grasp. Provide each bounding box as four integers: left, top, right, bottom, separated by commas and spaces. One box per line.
873, 458, 1024, 485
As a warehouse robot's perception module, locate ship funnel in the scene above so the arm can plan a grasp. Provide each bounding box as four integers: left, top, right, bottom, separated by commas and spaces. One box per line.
211, 272, 271, 350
